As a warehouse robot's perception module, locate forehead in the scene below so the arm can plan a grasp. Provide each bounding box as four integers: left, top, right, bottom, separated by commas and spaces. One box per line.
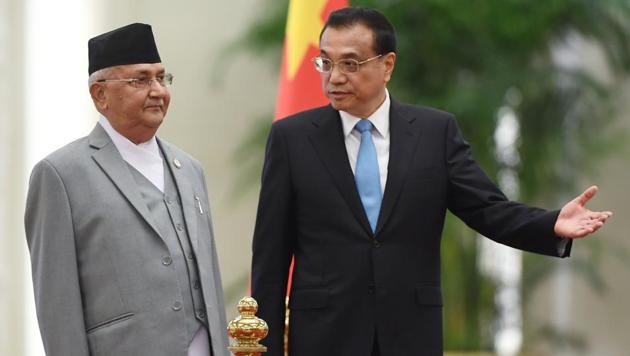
111, 62, 165, 76
319, 24, 375, 58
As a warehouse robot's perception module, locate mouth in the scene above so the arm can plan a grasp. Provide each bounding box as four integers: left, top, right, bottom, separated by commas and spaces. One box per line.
144, 104, 163, 112
328, 90, 350, 99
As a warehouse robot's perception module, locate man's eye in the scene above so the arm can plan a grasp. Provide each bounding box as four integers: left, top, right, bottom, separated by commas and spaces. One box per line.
340, 60, 357, 69
320, 59, 332, 66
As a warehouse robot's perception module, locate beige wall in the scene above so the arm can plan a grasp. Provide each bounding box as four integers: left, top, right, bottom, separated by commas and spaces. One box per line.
0, 0, 26, 355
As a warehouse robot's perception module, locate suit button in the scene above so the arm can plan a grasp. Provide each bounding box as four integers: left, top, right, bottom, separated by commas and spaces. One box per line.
165, 196, 173, 205
373, 240, 381, 248
197, 310, 206, 319
187, 253, 195, 261
193, 280, 201, 289
162, 256, 173, 266
176, 223, 184, 231
172, 301, 182, 311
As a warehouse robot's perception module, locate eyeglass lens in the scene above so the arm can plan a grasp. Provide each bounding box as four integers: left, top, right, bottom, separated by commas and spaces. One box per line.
314, 58, 360, 73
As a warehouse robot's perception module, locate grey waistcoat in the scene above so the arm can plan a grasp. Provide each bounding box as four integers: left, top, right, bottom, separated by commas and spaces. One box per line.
127, 160, 208, 345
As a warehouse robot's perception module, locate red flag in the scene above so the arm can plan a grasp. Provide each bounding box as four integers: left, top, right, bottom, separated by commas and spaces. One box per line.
274, 0, 349, 121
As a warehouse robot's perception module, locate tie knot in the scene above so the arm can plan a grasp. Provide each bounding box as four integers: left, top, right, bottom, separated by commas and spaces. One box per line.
355, 120, 373, 134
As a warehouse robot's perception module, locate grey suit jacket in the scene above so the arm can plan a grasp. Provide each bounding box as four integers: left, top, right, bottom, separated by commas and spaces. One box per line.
25, 123, 229, 356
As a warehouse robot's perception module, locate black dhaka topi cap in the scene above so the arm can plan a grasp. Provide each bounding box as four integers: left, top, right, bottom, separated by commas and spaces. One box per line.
88, 23, 161, 75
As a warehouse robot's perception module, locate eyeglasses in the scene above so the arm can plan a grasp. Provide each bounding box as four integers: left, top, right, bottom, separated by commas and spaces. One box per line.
97, 73, 174, 88
312, 54, 382, 74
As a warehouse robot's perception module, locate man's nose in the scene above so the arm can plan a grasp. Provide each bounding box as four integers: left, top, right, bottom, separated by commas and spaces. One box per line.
148, 80, 168, 96
328, 65, 347, 84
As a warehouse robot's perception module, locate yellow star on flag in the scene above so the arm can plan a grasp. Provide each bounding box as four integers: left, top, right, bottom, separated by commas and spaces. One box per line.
285, 0, 328, 80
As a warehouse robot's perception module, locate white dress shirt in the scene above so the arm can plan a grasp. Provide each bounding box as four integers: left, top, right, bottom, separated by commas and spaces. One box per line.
98, 116, 210, 356
339, 89, 391, 194
98, 116, 164, 192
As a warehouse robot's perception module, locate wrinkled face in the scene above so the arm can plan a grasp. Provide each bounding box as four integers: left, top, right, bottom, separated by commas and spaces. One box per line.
319, 24, 395, 118
92, 63, 171, 143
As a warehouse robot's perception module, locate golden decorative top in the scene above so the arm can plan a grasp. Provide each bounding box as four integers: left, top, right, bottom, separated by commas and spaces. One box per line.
227, 297, 268, 355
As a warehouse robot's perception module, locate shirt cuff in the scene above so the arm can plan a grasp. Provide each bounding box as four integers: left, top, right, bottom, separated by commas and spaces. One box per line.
557, 237, 571, 257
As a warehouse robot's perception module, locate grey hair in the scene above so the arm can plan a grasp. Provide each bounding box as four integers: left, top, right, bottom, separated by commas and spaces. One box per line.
87, 66, 117, 86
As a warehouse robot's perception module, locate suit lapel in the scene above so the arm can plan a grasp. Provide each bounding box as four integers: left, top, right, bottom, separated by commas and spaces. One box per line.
159, 140, 200, 249
375, 100, 422, 235
308, 106, 374, 236
88, 124, 164, 239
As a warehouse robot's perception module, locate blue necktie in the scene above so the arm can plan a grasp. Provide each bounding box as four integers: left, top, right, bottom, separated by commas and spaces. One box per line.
354, 120, 382, 232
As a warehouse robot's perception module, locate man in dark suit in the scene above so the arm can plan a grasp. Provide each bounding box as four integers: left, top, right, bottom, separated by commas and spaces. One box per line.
251, 7, 612, 356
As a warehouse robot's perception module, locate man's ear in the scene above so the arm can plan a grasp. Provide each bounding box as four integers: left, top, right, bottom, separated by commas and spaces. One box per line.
383, 52, 396, 83
89, 83, 108, 111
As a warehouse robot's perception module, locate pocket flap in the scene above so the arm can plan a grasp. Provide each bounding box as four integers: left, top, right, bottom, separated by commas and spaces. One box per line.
289, 289, 329, 310
86, 312, 135, 334
415, 286, 443, 306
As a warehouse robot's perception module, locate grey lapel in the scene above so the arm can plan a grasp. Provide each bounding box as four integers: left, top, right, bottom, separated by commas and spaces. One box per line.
158, 140, 200, 250
88, 124, 164, 240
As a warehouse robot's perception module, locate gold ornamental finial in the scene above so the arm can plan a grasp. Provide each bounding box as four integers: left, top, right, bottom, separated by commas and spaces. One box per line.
227, 296, 268, 356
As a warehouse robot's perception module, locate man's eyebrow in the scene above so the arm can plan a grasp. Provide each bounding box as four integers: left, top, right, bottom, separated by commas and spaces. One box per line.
319, 49, 361, 59
130, 69, 165, 76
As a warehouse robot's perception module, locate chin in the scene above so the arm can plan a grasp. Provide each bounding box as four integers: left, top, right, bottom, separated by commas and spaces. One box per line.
329, 100, 347, 112
153, 118, 165, 127
144, 115, 164, 128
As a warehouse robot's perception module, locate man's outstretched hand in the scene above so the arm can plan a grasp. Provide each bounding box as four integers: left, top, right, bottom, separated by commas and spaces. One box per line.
554, 185, 613, 238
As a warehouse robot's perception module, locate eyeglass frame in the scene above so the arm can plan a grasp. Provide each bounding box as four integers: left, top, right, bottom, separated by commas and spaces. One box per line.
96, 73, 174, 88
312, 54, 383, 74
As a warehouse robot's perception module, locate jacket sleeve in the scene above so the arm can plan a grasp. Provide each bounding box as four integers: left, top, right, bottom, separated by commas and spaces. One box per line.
251, 123, 295, 356
24, 159, 90, 356
444, 116, 571, 257
198, 163, 231, 356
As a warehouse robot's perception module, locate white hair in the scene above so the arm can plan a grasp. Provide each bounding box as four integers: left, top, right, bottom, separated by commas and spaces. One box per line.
87, 66, 117, 86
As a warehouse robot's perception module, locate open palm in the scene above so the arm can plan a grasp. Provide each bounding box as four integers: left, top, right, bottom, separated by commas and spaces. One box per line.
554, 186, 613, 238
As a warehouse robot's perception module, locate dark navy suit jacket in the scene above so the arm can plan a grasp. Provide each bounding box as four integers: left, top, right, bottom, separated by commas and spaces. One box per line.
251, 100, 569, 356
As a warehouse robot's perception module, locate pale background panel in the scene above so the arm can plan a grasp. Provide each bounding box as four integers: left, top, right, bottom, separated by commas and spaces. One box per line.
0, 0, 26, 355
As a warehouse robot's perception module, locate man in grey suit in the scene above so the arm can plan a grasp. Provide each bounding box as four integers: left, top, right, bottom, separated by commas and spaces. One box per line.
25, 23, 229, 356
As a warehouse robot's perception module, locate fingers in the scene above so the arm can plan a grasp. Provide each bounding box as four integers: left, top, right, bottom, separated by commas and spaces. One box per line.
586, 211, 613, 223
571, 221, 603, 238
576, 185, 598, 206
571, 216, 607, 238
566, 212, 609, 238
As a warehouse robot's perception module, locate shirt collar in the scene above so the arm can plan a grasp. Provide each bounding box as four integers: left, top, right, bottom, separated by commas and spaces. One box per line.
98, 115, 161, 160
339, 89, 390, 138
